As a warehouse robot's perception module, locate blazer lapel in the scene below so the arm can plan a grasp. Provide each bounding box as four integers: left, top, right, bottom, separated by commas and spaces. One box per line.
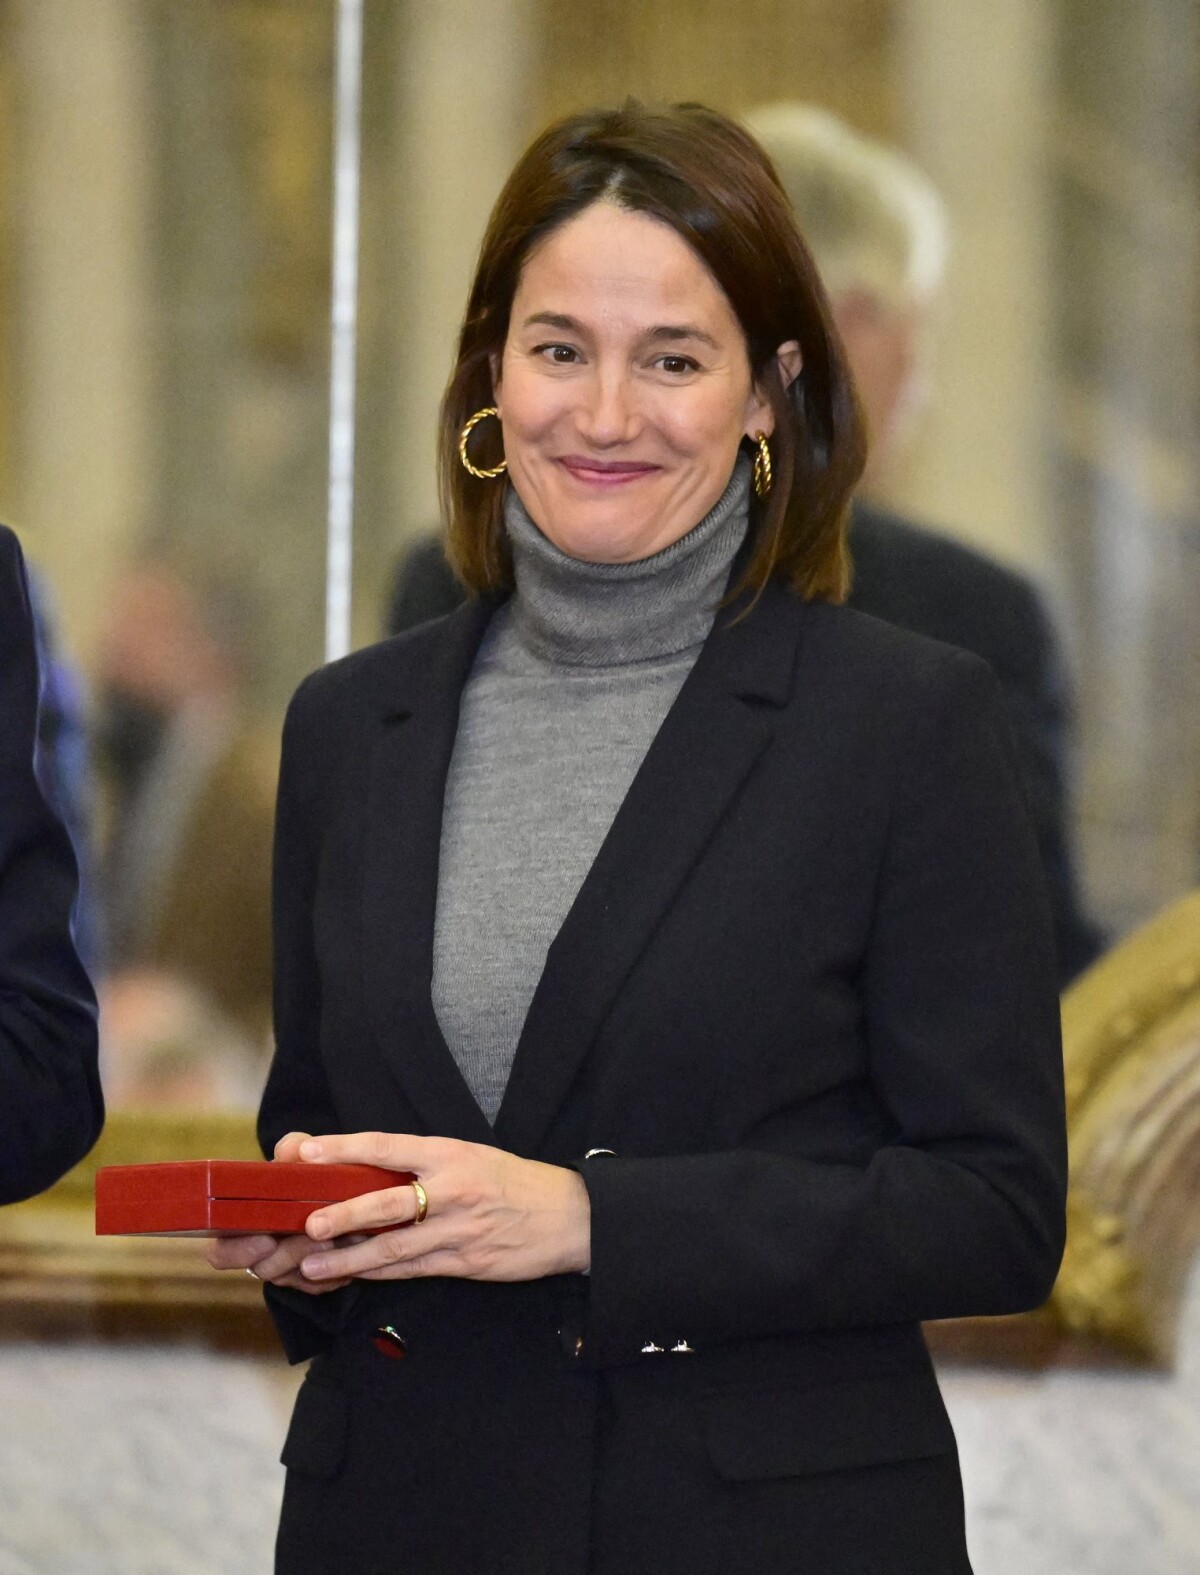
493, 585, 805, 1157
362, 599, 499, 1145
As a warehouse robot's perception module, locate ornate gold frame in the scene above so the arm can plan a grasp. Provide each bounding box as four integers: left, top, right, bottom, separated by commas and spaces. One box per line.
929, 889, 1200, 1368
0, 1110, 270, 1346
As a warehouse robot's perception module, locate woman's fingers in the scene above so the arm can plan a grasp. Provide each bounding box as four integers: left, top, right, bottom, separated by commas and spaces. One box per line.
273, 1131, 312, 1163
250, 1232, 358, 1295
207, 1231, 346, 1287
355, 1249, 470, 1283
295, 1130, 444, 1172
298, 1131, 451, 1240
262, 1268, 355, 1296
207, 1233, 278, 1271
255, 1235, 340, 1281
307, 1181, 424, 1241
299, 1221, 464, 1282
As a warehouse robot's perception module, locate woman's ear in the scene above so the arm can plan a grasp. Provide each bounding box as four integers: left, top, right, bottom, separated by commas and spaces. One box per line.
775, 339, 803, 392
488, 350, 503, 409
745, 340, 803, 439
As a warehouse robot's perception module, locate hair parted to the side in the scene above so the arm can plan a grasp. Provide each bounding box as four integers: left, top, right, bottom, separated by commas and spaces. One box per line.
439, 100, 866, 604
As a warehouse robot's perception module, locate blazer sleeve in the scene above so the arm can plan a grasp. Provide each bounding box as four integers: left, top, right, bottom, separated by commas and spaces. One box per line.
575, 650, 1068, 1366
0, 530, 102, 1202
257, 676, 361, 1363
994, 583, 1105, 984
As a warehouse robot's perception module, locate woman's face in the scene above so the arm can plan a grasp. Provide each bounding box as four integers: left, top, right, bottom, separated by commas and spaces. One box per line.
493, 201, 792, 564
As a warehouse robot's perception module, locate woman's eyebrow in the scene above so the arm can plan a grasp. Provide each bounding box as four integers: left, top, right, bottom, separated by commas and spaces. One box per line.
643, 324, 721, 350
521, 311, 583, 332
519, 313, 721, 351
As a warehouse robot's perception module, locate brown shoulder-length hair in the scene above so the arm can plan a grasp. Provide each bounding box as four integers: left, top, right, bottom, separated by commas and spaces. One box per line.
439, 100, 866, 603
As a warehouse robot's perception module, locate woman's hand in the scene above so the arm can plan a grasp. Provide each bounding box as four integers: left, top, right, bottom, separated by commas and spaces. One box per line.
276, 1129, 592, 1285
206, 1130, 360, 1293
205, 1230, 354, 1296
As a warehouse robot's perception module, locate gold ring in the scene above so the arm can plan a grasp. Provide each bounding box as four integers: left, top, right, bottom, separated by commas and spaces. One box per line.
410, 1178, 429, 1224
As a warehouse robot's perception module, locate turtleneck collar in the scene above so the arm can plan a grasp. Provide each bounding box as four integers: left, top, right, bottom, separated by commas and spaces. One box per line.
502, 457, 751, 668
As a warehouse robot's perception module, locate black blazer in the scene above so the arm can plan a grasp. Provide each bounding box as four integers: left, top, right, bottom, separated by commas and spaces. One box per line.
0, 526, 102, 1201
387, 505, 1103, 986
262, 584, 1066, 1575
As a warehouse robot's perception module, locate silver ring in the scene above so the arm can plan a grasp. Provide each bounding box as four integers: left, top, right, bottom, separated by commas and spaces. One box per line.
245, 1266, 261, 1280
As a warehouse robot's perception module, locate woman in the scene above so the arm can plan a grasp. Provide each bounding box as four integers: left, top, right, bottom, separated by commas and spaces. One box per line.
212, 103, 1066, 1575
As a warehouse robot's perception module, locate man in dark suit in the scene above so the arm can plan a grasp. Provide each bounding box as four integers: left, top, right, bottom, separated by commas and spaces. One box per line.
744, 103, 1104, 983
0, 525, 103, 1201
849, 502, 1100, 980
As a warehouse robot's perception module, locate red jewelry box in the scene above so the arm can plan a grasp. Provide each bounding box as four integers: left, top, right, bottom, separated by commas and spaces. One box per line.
94, 1160, 412, 1237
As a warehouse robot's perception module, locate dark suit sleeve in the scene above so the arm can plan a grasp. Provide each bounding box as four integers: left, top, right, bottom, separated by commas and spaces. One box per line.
0, 530, 102, 1202
257, 676, 360, 1362
576, 652, 1067, 1365
989, 583, 1104, 984
849, 508, 1103, 987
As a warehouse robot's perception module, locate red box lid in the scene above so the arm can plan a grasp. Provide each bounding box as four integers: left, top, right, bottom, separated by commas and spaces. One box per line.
95, 1160, 412, 1237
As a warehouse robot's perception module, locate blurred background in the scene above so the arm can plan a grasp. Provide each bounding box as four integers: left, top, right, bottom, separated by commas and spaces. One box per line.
3, 0, 1198, 1106
0, 1, 1198, 1571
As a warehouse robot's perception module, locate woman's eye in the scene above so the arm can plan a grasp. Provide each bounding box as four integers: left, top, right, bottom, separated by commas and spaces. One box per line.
535, 343, 580, 365
656, 354, 699, 375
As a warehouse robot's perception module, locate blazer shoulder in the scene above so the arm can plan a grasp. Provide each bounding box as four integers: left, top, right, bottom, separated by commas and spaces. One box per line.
787, 604, 1016, 832
284, 597, 492, 740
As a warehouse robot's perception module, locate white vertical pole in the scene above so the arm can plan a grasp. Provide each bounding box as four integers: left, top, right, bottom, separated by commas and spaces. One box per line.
325, 0, 364, 663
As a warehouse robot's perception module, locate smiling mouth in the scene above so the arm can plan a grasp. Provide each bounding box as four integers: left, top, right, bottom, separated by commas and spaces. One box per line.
557, 456, 660, 486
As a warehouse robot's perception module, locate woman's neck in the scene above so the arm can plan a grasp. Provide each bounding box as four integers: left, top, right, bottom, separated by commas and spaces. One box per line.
503, 458, 751, 668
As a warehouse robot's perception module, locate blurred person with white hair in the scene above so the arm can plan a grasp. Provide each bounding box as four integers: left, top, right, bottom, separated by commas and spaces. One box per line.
741, 104, 950, 489
743, 102, 1103, 986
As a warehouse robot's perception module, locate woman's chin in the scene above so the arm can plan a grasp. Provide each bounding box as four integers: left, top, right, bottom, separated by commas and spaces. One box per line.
542, 520, 664, 564
537, 490, 708, 564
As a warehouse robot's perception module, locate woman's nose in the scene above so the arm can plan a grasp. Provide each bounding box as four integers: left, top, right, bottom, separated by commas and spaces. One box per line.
576, 372, 640, 446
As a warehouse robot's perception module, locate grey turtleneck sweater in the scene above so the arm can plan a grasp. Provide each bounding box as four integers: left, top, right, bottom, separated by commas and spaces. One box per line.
431, 459, 751, 1122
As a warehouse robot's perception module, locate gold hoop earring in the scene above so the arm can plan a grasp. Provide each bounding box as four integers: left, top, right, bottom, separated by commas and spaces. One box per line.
752, 432, 772, 500
458, 407, 507, 479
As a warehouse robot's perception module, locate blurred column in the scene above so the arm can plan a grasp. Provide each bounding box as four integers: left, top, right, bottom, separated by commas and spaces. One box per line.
1046, 1, 1200, 933
889, 0, 1056, 574
384, 0, 537, 540
9, 0, 154, 663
